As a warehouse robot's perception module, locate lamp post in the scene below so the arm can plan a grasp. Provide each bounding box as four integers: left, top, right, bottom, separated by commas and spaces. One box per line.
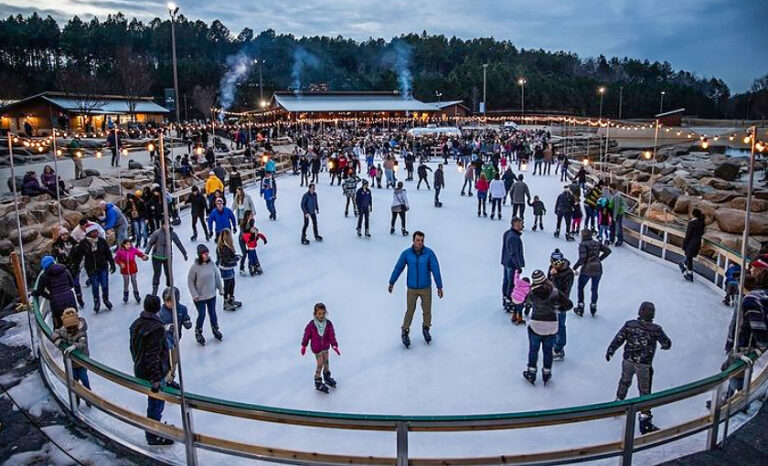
168, 2, 181, 127
659, 91, 666, 114
50, 128, 63, 225
598, 87, 606, 121
254, 58, 265, 102
435, 90, 442, 104
482, 63, 489, 116
645, 118, 660, 216
618, 86, 624, 120
518, 78, 527, 117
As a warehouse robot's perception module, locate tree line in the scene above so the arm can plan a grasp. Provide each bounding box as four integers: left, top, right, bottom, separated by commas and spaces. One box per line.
1, 11, 765, 120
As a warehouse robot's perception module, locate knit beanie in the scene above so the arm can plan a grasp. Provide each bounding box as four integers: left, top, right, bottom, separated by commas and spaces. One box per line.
61, 307, 79, 329
143, 294, 161, 313
197, 244, 209, 257
58, 226, 69, 236
41, 255, 55, 270
85, 224, 99, 236
550, 249, 565, 263
531, 269, 547, 286
638, 302, 656, 321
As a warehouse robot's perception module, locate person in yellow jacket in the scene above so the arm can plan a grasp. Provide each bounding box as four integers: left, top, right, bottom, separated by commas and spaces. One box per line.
205, 171, 224, 204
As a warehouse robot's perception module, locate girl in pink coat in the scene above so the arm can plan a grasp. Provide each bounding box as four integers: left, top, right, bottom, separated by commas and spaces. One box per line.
113, 239, 148, 304
510, 270, 531, 326
301, 303, 340, 393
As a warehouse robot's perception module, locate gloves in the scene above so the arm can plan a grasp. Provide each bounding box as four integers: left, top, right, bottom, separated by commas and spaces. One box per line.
182, 319, 192, 329
183, 254, 188, 262
233, 227, 237, 234
332, 346, 341, 356
63, 345, 76, 355
151, 381, 161, 393
109, 264, 116, 274
605, 352, 612, 362
300, 346, 307, 356
263, 240, 268, 245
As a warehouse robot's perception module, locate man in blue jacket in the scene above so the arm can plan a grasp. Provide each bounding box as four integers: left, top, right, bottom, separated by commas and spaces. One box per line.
501, 217, 525, 311
355, 180, 373, 237
206, 198, 237, 242
388, 231, 444, 347
301, 183, 322, 245
99, 200, 128, 245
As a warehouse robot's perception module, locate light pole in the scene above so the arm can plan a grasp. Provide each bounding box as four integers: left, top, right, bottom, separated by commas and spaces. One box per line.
482, 63, 489, 116
168, 3, 181, 128
598, 86, 606, 121
644, 117, 661, 217
435, 90, 443, 104
518, 78, 527, 117
618, 86, 624, 120
254, 58, 265, 102
659, 91, 666, 114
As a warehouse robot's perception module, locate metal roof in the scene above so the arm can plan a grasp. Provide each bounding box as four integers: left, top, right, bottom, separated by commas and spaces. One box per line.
425, 100, 465, 109
43, 96, 170, 114
273, 94, 441, 113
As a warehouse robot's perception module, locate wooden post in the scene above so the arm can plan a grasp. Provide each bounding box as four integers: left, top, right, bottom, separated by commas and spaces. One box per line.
10, 252, 28, 306
396, 421, 408, 466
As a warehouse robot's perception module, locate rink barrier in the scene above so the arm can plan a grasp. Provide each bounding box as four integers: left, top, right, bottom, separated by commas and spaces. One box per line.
30, 292, 768, 466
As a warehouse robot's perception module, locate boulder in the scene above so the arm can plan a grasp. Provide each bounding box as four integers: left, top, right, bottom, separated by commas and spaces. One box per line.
702, 190, 738, 204
688, 199, 718, 225
690, 169, 711, 179
715, 208, 768, 235
63, 211, 83, 230
60, 196, 79, 210
647, 203, 678, 223
68, 187, 91, 204
636, 172, 651, 182
0, 239, 14, 256
754, 190, 768, 200
87, 186, 106, 199
673, 195, 691, 214
6, 175, 24, 192
706, 178, 735, 190
713, 161, 741, 181
10, 226, 39, 245
652, 186, 684, 207
660, 164, 677, 176
83, 168, 100, 177
634, 161, 652, 173
731, 197, 768, 213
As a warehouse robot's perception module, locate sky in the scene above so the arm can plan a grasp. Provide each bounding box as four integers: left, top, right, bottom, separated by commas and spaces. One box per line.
2, 0, 766, 93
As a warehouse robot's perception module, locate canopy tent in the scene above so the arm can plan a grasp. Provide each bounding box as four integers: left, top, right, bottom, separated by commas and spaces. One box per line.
407, 127, 461, 137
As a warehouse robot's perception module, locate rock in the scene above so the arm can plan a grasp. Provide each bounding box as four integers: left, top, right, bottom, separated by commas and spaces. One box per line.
69, 177, 93, 188
702, 190, 738, 204
61, 197, 79, 210
715, 208, 768, 235
660, 165, 676, 176
6, 175, 24, 192
688, 184, 716, 196
647, 203, 678, 223
673, 195, 691, 214
636, 172, 651, 182
730, 197, 768, 213
689, 199, 718, 225
0, 239, 14, 256
690, 169, 711, 179
63, 211, 83, 230
68, 187, 90, 204
634, 161, 652, 173
713, 161, 741, 181
754, 190, 768, 200
652, 186, 684, 207
87, 186, 106, 199
83, 168, 100, 177
11, 226, 39, 245
706, 178, 734, 190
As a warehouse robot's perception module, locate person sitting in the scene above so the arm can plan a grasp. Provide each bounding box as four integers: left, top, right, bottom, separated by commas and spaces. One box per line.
21, 171, 53, 197
40, 165, 68, 195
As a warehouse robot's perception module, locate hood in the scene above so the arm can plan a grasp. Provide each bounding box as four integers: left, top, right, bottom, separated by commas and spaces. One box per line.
46, 263, 69, 277
105, 202, 115, 210
531, 282, 553, 299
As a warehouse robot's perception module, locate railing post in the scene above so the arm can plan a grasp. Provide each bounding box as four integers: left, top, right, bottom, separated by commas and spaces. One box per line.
722, 257, 730, 291
638, 223, 645, 252
396, 421, 409, 466
620, 405, 636, 466
182, 400, 199, 466
63, 354, 78, 414
707, 383, 723, 450
662, 231, 669, 260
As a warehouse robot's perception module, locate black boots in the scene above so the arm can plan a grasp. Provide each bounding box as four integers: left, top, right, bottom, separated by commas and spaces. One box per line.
323, 371, 337, 388
401, 328, 411, 348
134, 291, 141, 304
195, 328, 205, 346
639, 413, 659, 434
93, 299, 100, 314
422, 326, 432, 344
146, 434, 175, 446
123, 291, 129, 304
212, 326, 223, 341
315, 376, 329, 393
103, 296, 113, 310
523, 367, 537, 385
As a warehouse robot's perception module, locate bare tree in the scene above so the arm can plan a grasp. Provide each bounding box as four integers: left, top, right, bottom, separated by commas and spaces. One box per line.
55, 69, 108, 131
116, 47, 153, 122
192, 85, 216, 120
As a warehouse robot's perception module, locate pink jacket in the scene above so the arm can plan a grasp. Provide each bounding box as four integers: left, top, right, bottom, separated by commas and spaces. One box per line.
301, 319, 338, 354
511, 270, 531, 304
114, 246, 147, 275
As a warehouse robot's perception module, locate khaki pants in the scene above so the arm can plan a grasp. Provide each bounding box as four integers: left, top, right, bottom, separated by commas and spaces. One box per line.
403, 287, 432, 330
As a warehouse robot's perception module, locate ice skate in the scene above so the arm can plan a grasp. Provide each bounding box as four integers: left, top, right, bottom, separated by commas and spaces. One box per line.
422, 326, 432, 344
357, 228, 362, 237
554, 229, 560, 238
190, 235, 197, 242
233, 299, 242, 307
212, 326, 223, 341
390, 228, 395, 234
565, 233, 575, 242
401, 329, 411, 348
516, 312, 525, 325
344, 210, 349, 217
575, 302, 584, 317
639, 414, 659, 434
542, 369, 552, 385
314, 235, 323, 242
483, 212, 487, 217
490, 213, 495, 220
103, 296, 113, 310
684, 271, 694, 282
523, 367, 537, 385
223, 300, 235, 311
503, 296, 512, 312
532, 225, 537, 231
195, 329, 205, 346
147, 434, 175, 446
123, 291, 129, 304
301, 238, 310, 245
239, 267, 247, 276
315, 377, 329, 393
134, 291, 141, 304
77, 296, 85, 308
323, 371, 337, 388
461, 191, 466, 196
402, 229, 409, 236
365, 229, 371, 238
553, 350, 565, 361
255, 264, 263, 275
93, 299, 100, 314
590, 303, 597, 316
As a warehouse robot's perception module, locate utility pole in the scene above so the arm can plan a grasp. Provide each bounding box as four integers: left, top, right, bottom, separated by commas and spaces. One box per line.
482, 63, 489, 116
618, 86, 624, 120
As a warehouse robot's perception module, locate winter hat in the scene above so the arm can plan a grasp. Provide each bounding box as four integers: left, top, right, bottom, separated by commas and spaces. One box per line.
550, 249, 565, 263
58, 226, 69, 236
41, 255, 55, 270
197, 244, 209, 256
638, 302, 656, 321
98, 200, 107, 209
144, 294, 161, 313
209, 171, 215, 175
85, 224, 99, 236
134, 189, 143, 197
61, 307, 79, 329
531, 269, 547, 287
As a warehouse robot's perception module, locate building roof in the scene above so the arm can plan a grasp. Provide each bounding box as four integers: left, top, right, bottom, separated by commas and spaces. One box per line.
0, 92, 170, 115
425, 100, 467, 110
272, 91, 441, 113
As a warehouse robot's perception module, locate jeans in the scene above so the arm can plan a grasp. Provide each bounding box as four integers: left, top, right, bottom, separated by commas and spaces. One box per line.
357, 211, 370, 230
434, 186, 441, 204
610, 214, 624, 244
390, 211, 406, 230
191, 213, 208, 238
247, 249, 259, 268
151, 257, 170, 290
89, 269, 109, 301
131, 219, 147, 246
598, 225, 610, 242
146, 389, 165, 440
554, 312, 567, 352
238, 236, 247, 269
527, 327, 555, 370
490, 198, 502, 216
194, 297, 218, 330
512, 203, 525, 220
461, 178, 473, 194
577, 272, 602, 305
302, 213, 319, 239
72, 366, 91, 390
477, 192, 487, 214
533, 160, 543, 175
115, 224, 129, 245
265, 198, 276, 217
584, 205, 596, 230
502, 266, 517, 298
556, 214, 572, 233
417, 176, 430, 189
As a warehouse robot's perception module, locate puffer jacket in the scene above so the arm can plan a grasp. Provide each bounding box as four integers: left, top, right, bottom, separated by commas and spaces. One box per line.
129, 311, 170, 383
301, 319, 338, 354
555, 191, 575, 216
573, 239, 611, 277
528, 283, 573, 323
389, 246, 443, 290
33, 264, 77, 316
547, 260, 574, 297
607, 319, 671, 365
72, 238, 115, 276
52, 317, 89, 368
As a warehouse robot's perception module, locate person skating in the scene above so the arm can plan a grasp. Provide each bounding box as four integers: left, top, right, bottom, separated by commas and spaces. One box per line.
232, 187, 256, 225
388, 231, 444, 347
71, 225, 115, 313
554, 185, 575, 240
583, 181, 602, 231
460, 162, 474, 196
51, 227, 85, 308
606, 302, 671, 434
572, 229, 611, 316
216, 229, 241, 311
260, 172, 278, 220
355, 180, 373, 237
341, 168, 361, 217
187, 244, 224, 345
723, 263, 741, 306
510, 270, 531, 325
488, 173, 505, 220
548, 249, 574, 360
523, 270, 573, 386
511, 175, 531, 220
33, 256, 78, 328
301, 303, 340, 393
596, 196, 613, 245
501, 217, 525, 312
52, 308, 91, 406
204, 171, 224, 206
99, 200, 129, 246
300, 183, 322, 244
160, 287, 192, 385
242, 223, 268, 275
571, 195, 583, 235
390, 181, 409, 236
129, 295, 175, 446
529, 195, 546, 231
144, 224, 188, 296
416, 162, 432, 190
678, 208, 705, 282
114, 239, 148, 304
207, 198, 238, 242
610, 188, 627, 246
475, 173, 489, 217
433, 163, 445, 207
502, 167, 516, 205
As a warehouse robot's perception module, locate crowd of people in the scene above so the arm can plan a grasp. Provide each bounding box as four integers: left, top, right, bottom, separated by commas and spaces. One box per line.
27, 123, 768, 445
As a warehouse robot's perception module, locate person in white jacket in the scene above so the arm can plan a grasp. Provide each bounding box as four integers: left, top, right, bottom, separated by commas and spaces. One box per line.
489, 174, 507, 220
390, 181, 409, 236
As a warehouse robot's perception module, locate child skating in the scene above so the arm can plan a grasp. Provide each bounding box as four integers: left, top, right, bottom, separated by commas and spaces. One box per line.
242, 224, 268, 275
301, 303, 340, 393
529, 195, 546, 231
510, 270, 531, 325
114, 239, 149, 304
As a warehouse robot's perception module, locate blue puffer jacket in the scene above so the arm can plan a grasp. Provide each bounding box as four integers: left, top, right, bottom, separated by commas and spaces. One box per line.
207, 206, 237, 234
102, 202, 128, 230
389, 246, 443, 289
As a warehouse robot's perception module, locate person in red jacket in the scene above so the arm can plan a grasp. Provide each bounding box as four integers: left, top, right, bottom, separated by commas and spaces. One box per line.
241, 223, 268, 275
301, 303, 340, 393
475, 173, 490, 217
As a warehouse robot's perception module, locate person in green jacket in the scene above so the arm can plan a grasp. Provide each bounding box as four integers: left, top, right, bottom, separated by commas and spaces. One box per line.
610, 188, 627, 246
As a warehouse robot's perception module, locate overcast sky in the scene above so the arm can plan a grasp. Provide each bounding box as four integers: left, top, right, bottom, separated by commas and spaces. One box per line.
2, 0, 766, 92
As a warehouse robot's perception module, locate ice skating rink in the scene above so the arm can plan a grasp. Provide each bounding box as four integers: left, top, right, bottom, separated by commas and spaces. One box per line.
45, 161, 735, 463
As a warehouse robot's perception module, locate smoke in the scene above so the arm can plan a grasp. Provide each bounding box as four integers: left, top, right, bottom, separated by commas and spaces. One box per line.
291, 47, 320, 95
388, 39, 413, 99
219, 51, 253, 113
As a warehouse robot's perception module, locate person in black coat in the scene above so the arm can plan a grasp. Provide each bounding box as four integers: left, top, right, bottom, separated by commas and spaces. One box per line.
71, 225, 116, 313
33, 256, 77, 329
554, 186, 575, 239
228, 168, 242, 195
501, 217, 525, 309
129, 295, 174, 446
548, 249, 574, 360
355, 180, 373, 237
185, 186, 210, 241
679, 208, 705, 281
433, 164, 445, 207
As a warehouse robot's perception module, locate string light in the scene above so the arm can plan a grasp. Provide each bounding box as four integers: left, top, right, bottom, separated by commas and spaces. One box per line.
643, 151, 652, 159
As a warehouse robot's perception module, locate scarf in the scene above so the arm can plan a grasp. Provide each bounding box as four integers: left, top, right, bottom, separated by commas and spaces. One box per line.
87, 236, 98, 252
314, 318, 326, 337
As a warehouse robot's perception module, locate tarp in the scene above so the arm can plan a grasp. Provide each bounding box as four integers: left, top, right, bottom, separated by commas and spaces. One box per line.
407, 127, 461, 137
274, 94, 440, 113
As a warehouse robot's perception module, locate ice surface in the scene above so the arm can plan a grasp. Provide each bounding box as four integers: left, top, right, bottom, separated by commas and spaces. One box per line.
32, 162, 750, 461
